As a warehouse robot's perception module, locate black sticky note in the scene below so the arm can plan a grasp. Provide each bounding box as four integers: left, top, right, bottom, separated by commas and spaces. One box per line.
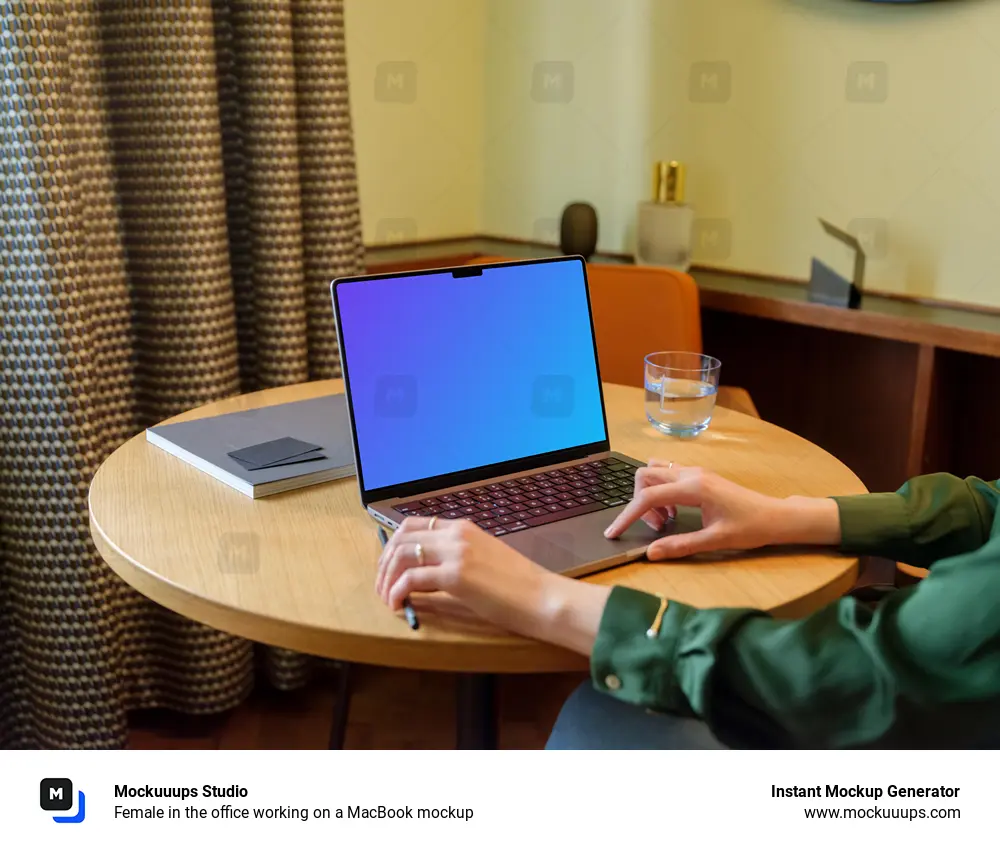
228, 437, 323, 469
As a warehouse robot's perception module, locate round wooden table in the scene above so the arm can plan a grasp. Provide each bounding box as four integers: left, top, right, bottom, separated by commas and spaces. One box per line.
90, 380, 865, 746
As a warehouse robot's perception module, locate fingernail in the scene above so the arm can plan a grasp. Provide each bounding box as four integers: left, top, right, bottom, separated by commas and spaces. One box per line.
604, 526, 614, 538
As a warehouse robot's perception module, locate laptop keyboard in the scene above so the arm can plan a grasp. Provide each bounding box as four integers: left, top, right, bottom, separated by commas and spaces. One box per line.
392, 458, 641, 538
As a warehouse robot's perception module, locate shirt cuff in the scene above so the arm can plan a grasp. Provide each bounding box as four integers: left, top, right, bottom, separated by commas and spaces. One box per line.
832, 492, 910, 553
590, 585, 696, 714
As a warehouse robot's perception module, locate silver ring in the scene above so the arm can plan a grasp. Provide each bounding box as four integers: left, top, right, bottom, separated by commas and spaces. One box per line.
428, 516, 437, 531
414, 542, 425, 566
668, 461, 674, 470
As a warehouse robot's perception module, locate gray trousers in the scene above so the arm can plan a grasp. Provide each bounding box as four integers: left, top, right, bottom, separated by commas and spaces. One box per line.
546, 683, 726, 750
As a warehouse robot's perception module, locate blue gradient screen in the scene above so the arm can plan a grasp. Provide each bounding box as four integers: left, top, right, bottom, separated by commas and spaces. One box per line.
337, 259, 608, 491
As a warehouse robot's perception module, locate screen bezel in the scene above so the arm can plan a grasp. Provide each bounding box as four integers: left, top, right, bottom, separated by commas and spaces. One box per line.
331, 255, 611, 506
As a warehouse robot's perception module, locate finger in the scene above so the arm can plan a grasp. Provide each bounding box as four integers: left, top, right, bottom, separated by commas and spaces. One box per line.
379, 532, 447, 604
375, 531, 427, 602
647, 527, 719, 560
380, 515, 448, 554
633, 468, 680, 509
634, 465, 677, 489
605, 481, 691, 537
386, 566, 446, 611
376, 518, 451, 593
376, 529, 406, 596
633, 468, 678, 530
641, 508, 671, 531
604, 481, 701, 538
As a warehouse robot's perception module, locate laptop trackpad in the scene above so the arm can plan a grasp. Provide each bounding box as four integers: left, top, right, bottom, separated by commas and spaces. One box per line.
512, 506, 703, 570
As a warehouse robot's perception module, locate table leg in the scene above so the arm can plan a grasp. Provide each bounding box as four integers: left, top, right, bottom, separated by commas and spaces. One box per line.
328, 662, 353, 749
456, 673, 498, 750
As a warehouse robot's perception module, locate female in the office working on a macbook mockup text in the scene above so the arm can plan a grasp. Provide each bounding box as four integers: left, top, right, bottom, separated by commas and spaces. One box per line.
376, 462, 1000, 749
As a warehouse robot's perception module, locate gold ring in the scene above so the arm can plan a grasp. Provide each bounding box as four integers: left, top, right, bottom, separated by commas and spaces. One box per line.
428, 516, 437, 531
415, 542, 425, 566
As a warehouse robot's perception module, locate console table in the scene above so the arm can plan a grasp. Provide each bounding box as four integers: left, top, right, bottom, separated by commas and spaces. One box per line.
366, 236, 1000, 493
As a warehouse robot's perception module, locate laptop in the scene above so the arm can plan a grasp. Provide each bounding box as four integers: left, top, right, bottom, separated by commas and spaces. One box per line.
330, 255, 672, 577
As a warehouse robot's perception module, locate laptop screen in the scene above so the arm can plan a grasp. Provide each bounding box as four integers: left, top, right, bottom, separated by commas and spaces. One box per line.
336, 258, 608, 493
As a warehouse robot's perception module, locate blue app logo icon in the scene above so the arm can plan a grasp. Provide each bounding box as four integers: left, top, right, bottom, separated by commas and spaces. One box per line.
531, 375, 575, 418
40, 778, 86, 823
374, 375, 418, 419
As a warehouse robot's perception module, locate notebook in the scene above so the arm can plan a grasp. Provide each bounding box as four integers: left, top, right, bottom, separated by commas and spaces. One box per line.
146, 394, 355, 498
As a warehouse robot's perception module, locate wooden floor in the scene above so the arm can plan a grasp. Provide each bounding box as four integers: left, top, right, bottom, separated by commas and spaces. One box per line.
129, 666, 585, 750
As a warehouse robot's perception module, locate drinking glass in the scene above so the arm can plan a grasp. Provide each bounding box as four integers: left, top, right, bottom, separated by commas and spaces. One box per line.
643, 352, 722, 437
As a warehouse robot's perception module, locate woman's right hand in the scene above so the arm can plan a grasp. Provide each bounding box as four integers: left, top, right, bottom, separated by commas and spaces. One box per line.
603, 461, 841, 561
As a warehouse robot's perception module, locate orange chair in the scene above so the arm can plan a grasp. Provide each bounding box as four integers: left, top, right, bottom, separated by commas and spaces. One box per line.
468, 256, 759, 418
896, 563, 929, 587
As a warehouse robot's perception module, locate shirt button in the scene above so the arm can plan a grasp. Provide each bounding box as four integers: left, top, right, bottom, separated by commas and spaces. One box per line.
604, 673, 622, 691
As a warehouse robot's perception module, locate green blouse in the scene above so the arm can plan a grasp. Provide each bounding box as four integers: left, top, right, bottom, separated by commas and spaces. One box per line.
590, 474, 1000, 748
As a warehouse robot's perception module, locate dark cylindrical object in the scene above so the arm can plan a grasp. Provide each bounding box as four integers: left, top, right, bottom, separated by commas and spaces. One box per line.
560, 202, 598, 259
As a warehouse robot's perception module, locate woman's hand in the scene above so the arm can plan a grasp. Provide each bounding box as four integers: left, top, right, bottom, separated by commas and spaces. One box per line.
376, 517, 610, 655
604, 461, 841, 560
376, 517, 549, 632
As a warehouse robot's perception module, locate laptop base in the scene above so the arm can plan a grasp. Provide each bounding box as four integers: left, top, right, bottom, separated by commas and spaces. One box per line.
369, 451, 689, 577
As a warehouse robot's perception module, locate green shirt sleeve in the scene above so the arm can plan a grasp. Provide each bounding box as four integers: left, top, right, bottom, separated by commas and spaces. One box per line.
832, 473, 999, 567
590, 474, 1000, 748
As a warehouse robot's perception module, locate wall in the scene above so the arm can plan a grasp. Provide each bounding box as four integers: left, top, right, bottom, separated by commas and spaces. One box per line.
346, 0, 1000, 309
344, 0, 485, 245
480, 0, 1000, 308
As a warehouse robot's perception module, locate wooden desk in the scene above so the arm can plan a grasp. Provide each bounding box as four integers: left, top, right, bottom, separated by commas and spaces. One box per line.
90, 380, 863, 744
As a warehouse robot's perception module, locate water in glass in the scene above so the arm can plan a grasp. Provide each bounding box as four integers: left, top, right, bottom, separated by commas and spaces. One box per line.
645, 375, 718, 437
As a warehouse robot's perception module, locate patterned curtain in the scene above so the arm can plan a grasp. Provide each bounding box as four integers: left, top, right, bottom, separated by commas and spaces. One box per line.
0, 0, 365, 748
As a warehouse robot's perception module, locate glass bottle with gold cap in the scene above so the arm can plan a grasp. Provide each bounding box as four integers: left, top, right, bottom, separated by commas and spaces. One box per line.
635, 161, 695, 271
